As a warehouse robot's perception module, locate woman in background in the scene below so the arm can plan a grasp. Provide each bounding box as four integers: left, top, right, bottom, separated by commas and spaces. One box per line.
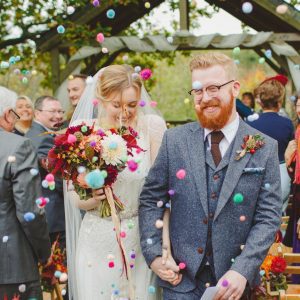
14, 95, 34, 135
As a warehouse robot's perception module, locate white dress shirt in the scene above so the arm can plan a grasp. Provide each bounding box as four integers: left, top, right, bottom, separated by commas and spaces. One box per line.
204, 113, 240, 158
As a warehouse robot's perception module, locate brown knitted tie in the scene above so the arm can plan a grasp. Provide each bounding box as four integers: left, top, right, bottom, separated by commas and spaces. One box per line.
210, 131, 224, 167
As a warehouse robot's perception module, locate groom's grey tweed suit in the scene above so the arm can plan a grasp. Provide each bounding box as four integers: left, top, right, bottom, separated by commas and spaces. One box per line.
139, 119, 282, 294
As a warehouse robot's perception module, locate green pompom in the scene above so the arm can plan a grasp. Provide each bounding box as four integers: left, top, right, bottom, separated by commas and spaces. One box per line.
233, 193, 244, 204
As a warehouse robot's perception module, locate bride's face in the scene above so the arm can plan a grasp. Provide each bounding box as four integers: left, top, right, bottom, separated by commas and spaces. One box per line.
101, 87, 140, 128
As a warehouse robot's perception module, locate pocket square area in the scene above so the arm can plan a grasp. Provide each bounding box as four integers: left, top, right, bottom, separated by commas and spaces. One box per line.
243, 167, 265, 175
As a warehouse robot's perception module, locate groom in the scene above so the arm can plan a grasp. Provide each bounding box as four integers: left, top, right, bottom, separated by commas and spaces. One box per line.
139, 53, 282, 299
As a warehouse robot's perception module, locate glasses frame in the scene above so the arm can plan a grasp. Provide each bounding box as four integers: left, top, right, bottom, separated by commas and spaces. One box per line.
9, 109, 21, 120
37, 109, 65, 115
188, 80, 235, 96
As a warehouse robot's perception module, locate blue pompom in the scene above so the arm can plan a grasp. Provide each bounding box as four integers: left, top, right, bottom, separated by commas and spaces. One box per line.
85, 169, 105, 189
24, 212, 35, 222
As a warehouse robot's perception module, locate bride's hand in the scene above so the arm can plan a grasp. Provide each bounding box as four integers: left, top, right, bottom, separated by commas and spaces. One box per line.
90, 188, 106, 206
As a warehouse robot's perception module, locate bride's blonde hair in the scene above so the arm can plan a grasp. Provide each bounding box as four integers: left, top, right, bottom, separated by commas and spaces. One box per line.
95, 65, 142, 102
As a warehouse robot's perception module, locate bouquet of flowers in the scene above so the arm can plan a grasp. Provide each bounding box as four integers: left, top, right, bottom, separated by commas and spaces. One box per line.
40, 237, 67, 293
254, 254, 287, 299
47, 122, 143, 217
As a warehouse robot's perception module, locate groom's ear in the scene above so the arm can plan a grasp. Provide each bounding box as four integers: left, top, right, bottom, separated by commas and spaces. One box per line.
232, 81, 240, 98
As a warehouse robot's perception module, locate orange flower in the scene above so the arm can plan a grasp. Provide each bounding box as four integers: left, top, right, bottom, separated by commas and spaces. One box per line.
261, 254, 274, 279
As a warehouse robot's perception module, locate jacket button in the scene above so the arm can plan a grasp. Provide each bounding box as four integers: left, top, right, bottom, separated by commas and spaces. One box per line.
213, 174, 219, 180
197, 247, 204, 254
209, 212, 214, 219
203, 218, 208, 225
211, 192, 217, 199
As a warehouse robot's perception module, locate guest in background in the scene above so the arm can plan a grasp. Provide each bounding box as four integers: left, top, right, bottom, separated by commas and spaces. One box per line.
236, 98, 253, 120
66, 74, 87, 121
283, 90, 300, 283
26, 96, 66, 247
241, 92, 255, 110
0, 87, 50, 299
248, 75, 294, 210
14, 95, 34, 136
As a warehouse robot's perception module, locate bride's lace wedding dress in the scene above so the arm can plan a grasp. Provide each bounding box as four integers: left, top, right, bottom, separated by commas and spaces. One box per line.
69, 115, 166, 299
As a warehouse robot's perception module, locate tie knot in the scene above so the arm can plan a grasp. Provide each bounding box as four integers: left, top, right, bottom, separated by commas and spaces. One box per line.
211, 131, 224, 145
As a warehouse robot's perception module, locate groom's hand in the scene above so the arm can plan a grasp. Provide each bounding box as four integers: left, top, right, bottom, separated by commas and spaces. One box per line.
214, 270, 247, 300
150, 257, 182, 285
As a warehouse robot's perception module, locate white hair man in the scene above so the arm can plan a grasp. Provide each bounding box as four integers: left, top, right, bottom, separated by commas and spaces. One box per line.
0, 86, 51, 299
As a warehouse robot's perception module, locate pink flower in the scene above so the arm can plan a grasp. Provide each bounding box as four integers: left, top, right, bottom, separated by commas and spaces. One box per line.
140, 68, 152, 80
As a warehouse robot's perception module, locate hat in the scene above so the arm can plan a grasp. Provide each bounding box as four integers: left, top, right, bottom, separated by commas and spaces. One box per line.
260, 74, 288, 86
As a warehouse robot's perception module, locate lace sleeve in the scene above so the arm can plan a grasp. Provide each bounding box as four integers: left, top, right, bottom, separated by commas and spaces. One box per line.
147, 114, 167, 164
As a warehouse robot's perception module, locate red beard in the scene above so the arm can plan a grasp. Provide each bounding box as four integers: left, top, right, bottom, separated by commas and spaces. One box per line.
195, 96, 234, 130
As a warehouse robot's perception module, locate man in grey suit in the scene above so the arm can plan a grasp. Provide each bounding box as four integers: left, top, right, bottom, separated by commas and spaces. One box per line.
139, 53, 282, 299
0, 87, 51, 299
26, 96, 66, 246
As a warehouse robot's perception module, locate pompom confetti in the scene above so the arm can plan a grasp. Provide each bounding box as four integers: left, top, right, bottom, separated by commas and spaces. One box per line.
233, 193, 244, 204
192, 81, 202, 90
155, 219, 164, 229
7, 156, 16, 163
30, 168, 39, 176
239, 215, 246, 222
258, 57, 265, 64
67, 6, 75, 15
232, 47, 241, 56
106, 9, 115, 19
148, 285, 156, 294
59, 272, 68, 283
264, 49, 272, 59
42, 180, 49, 188
221, 279, 229, 287
36, 197, 50, 208
176, 169, 186, 180
18, 284, 26, 293
242, 2, 253, 14
150, 101, 157, 107
24, 212, 35, 222
57, 25, 65, 34
179, 262, 186, 270
146, 238, 153, 245
102, 47, 108, 54
167, 36, 174, 44
127, 160, 139, 172
2, 236, 8, 243
54, 270, 62, 278
134, 66, 141, 73
140, 68, 152, 80
96, 33, 105, 43
157, 200, 164, 208
93, 0, 100, 7
67, 134, 77, 144
108, 261, 115, 268
145, 2, 151, 9
85, 169, 106, 189
45, 173, 55, 182
276, 4, 288, 14
139, 100, 146, 107
264, 183, 271, 190
168, 189, 175, 196
86, 76, 93, 84
184, 98, 190, 104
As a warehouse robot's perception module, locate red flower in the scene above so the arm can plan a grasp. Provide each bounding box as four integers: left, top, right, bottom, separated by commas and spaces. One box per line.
270, 256, 286, 273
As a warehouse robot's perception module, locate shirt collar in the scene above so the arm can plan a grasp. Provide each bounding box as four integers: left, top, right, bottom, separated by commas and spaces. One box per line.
34, 120, 52, 132
204, 112, 240, 144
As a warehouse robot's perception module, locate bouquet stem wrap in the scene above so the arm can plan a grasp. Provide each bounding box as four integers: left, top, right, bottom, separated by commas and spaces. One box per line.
105, 187, 135, 300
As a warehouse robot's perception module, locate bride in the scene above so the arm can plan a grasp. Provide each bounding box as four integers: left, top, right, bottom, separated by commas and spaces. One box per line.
65, 65, 167, 299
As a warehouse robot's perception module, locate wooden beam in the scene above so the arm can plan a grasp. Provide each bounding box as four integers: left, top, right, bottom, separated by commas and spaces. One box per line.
253, 0, 300, 32
50, 48, 60, 92
179, 0, 189, 31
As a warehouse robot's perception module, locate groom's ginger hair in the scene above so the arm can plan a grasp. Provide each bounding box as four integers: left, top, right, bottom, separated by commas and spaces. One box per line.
189, 53, 238, 80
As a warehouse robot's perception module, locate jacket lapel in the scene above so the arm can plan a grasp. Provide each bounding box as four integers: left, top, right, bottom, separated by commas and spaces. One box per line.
214, 121, 252, 221
186, 123, 208, 217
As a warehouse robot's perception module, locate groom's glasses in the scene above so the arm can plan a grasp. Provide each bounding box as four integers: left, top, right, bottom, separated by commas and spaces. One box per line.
188, 80, 235, 98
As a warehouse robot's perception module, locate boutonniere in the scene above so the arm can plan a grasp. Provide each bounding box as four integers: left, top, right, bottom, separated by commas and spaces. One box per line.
235, 134, 265, 160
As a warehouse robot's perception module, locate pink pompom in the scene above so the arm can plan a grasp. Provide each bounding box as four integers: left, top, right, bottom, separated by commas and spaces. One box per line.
92, 99, 99, 106
45, 173, 54, 182
67, 134, 77, 144
179, 262, 186, 270
176, 169, 186, 180
150, 101, 157, 107
127, 160, 138, 172
96, 33, 105, 43
120, 231, 126, 238
140, 68, 152, 80
108, 261, 115, 268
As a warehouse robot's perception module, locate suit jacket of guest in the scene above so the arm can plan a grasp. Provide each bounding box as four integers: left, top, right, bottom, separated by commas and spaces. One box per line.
26, 121, 65, 233
0, 129, 51, 284
139, 119, 282, 293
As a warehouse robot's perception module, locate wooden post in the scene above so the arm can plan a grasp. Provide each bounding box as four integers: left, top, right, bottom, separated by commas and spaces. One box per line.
50, 48, 60, 93
179, 0, 189, 31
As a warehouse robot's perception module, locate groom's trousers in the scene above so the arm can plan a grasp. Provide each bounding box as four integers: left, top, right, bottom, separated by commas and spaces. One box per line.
162, 265, 252, 300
